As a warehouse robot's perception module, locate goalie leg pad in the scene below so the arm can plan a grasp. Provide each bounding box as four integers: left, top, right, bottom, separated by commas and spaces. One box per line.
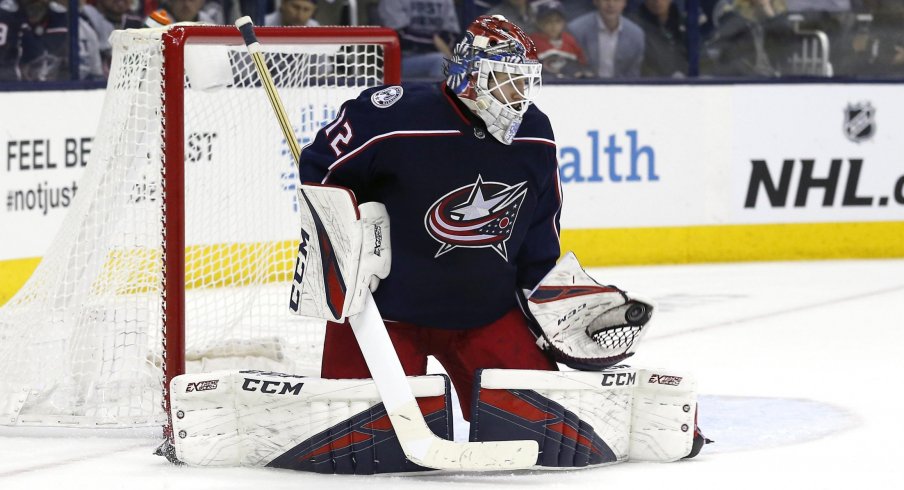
629, 368, 702, 462
469, 368, 634, 468
169, 370, 451, 474
289, 185, 390, 322
469, 367, 705, 468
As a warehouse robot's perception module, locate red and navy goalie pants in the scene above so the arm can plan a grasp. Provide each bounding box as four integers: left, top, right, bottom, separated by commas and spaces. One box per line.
320, 308, 557, 420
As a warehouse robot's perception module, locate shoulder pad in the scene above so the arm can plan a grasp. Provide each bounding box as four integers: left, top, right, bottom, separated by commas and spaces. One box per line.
518, 105, 555, 141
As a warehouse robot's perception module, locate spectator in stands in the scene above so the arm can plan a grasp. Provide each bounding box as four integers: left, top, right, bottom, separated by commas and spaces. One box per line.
529, 0, 593, 79
201, 1, 226, 24
0, 0, 104, 81
474, 0, 502, 12
567, 0, 645, 78
150, 0, 218, 24
627, 0, 722, 38
628, 0, 688, 76
313, 0, 380, 25
82, 0, 145, 77
265, 0, 320, 26
696, 0, 724, 39
311, 0, 341, 24
562, 0, 596, 20
726, 0, 788, 20
704, 0, 787, 76
378, 0, 459, 79
487, 0, 535, 32
834, 0, 904, 76
783, 0, 852, 57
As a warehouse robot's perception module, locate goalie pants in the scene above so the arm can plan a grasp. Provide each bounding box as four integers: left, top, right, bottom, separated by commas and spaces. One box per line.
321, 308, 558, 420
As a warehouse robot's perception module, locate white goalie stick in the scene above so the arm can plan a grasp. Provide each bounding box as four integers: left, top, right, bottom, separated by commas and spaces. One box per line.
234, 17, 539, 471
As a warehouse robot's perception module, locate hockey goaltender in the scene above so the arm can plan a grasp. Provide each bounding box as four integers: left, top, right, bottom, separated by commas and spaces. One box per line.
157, 14, 710, 474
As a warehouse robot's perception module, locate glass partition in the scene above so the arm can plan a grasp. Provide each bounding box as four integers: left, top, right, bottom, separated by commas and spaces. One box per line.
2, 0, 902, 87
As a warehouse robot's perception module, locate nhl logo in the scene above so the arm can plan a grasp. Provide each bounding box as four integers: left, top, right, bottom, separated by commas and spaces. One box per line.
371, 86, 403, 108
843, 102, 875, 143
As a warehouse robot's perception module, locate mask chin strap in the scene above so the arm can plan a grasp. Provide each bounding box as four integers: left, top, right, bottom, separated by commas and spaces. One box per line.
470, 60, 541, 145
471, 94, 522, 145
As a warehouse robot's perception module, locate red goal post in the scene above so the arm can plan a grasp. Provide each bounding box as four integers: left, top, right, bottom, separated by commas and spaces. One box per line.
159, 25, 401, 429
0, 25, 400, 428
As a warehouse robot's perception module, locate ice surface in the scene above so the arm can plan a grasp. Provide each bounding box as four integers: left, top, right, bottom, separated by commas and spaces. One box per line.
2, 259, 902, 489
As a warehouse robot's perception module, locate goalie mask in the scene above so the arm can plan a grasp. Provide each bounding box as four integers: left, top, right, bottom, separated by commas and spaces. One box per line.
445, 15, 542, 145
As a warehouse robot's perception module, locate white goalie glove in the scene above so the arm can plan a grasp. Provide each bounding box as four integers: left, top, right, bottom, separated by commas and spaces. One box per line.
524, 252, 654, 370
288, 184, 390, 322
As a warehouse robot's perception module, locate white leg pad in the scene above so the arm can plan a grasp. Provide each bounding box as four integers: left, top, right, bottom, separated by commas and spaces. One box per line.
170, 370, 446, 467
629, 369, 698, 462
470, 367, 701, 467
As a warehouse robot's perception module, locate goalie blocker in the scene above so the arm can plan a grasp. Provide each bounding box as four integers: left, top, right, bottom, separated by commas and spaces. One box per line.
289, 184, 390, 322
162, 367, 707, 473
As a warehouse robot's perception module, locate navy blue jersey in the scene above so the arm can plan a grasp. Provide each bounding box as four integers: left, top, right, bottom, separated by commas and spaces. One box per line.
0, 0, 23, 80
299, 83, 562, 329
0, 1, 70, 81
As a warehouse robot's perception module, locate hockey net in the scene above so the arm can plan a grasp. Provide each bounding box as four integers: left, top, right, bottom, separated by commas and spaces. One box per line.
0, 25, 400, 427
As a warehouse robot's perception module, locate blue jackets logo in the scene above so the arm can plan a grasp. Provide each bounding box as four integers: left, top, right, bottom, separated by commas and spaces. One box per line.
425, 175, 527, 260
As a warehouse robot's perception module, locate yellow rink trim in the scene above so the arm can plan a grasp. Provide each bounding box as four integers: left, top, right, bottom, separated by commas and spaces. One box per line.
0, 240, 300, 307
561, 221, 904, 266
2, 222, 903, 307
103, 240, 300, 294
0, 257, 42, 307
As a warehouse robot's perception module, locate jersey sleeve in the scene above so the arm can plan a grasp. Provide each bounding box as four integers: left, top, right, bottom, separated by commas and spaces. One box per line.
0, 7, 23, 81
298, 89, 386, 196
516, 137, 562, 291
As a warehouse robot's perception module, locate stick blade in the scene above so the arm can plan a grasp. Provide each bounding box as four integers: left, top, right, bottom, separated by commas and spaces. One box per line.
417, 438, 539, 471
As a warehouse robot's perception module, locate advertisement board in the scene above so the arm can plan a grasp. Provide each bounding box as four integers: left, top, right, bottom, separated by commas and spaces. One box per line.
2, 83, 903, 304
533, 83, 904, 264
1, 90, 100, 260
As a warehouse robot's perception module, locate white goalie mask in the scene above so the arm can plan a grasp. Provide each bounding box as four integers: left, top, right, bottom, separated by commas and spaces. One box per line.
445, 15, 542, 145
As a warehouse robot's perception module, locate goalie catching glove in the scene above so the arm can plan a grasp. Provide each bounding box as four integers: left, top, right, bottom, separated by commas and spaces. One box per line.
524, 252, 654, 370
288, 184, 390, 322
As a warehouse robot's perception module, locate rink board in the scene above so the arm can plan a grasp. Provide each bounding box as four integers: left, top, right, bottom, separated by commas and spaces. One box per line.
2, 84, 904, 304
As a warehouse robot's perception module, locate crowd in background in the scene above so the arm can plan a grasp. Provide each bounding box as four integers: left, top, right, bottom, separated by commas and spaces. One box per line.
0, 0, 902, 82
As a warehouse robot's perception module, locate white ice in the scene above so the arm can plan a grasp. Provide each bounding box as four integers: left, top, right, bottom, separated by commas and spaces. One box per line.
2, 259, 902, 489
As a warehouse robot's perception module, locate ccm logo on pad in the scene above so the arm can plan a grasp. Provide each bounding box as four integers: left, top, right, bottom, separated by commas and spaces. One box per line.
601, 372, 636, 386
185, 380, 219, 392
242, 378, 305, 395
648, 374, 683, 386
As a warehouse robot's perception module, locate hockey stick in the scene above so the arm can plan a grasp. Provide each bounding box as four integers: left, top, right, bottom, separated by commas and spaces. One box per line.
234, 17, 538, 471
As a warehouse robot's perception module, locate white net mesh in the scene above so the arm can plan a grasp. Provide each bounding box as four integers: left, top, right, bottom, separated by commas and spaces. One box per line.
0, 26, 392, 427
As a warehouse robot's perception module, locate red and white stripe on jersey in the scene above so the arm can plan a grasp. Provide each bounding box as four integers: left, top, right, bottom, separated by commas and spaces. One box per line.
513, 137, 556, 147
323, 130, 463, 183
